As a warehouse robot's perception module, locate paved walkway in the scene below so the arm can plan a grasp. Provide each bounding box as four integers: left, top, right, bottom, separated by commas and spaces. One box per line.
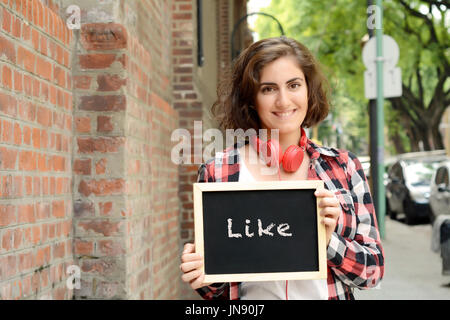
354, 218, 450, 300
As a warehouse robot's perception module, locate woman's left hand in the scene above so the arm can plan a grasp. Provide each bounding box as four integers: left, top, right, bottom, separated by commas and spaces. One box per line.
315, 188, 341, 246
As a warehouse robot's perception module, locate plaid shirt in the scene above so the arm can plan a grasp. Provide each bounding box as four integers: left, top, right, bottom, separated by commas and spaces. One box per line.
195, 138, 384, 300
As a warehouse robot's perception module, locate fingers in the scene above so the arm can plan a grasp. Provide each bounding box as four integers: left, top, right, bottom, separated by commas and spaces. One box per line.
320, 206, 340, 218
181, 252, 202, 263
180, 259, 203, 273
318, 197, 339, 208
180, 243, 208, 289
183, 243, 195, 254
190, 273, 207, 290
314, 189, 334, 198
321, 216, 338, 227
181, 267, 203, 283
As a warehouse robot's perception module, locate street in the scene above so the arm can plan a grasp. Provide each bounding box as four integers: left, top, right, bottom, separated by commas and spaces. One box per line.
354, 217, 450, 300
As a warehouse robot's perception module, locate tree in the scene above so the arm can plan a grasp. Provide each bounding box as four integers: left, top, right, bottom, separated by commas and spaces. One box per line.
254, 0, 449, 153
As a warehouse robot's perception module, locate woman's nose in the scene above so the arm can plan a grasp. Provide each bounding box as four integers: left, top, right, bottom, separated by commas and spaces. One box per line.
275, 89, 290, 108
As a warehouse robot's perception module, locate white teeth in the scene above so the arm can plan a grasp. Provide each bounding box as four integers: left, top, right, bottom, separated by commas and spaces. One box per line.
274, 110, 295, 117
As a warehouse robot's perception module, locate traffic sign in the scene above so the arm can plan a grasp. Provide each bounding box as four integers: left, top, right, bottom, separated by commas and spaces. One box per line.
363, 35, 402, 99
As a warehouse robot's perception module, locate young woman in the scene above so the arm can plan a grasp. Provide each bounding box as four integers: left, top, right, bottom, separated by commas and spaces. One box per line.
180, 37, 384, 300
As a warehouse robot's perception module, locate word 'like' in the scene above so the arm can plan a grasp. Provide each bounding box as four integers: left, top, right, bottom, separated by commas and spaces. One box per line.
227, 218, 292, 238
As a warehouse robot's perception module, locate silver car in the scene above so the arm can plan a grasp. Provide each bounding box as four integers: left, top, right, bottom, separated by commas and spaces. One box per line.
429, 160, 450, 224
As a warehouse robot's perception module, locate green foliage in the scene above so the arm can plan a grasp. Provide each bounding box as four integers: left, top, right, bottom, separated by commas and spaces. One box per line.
253, 0, 449, 154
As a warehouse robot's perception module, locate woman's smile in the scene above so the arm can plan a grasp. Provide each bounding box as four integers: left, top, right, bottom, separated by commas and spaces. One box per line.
272, 109, 298, 119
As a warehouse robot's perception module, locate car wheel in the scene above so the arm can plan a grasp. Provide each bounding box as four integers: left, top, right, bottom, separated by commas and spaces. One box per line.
429, 208, 436, 226
404, 200, 416, 225
386, 198, 396, 220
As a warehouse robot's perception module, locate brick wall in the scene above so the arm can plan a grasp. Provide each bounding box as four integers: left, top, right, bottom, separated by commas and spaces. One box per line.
72, 19, 129, 299
0, 0, 74, 299
0, 0, 249, 300
70, 0, 180, 299
172, 0, 249, 299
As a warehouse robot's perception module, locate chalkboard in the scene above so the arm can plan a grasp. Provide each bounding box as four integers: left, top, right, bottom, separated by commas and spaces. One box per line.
193, 180, 327, 283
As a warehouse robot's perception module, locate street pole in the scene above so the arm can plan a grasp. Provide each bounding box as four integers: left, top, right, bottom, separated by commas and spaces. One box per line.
375, 0, 386, 239
367, 0, 378, 228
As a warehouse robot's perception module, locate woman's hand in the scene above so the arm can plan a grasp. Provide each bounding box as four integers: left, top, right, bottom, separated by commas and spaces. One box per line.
180, 243, 212, 290
315, 188, 341, 246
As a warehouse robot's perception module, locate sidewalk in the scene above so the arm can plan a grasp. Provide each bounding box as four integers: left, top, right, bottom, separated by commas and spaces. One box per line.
354, 218, 450, 300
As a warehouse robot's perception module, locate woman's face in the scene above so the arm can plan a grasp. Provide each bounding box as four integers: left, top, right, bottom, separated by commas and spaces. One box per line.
255, 55, 308, 136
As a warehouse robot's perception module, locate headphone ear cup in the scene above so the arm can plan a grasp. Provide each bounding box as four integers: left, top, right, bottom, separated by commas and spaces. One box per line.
282, 145, 304, 172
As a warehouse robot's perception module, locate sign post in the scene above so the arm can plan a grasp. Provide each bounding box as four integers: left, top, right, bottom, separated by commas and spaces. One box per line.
363, 0, 402, 239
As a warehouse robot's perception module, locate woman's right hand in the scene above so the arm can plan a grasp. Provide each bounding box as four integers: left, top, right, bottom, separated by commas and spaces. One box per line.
180, 243, 211, 289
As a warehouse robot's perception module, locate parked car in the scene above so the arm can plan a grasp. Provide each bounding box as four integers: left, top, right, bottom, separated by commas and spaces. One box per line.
386, 156, 446, 225
429, 160, 450, 224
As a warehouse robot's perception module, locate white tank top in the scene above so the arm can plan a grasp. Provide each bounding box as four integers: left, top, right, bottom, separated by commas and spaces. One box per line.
238, 151, 328, 300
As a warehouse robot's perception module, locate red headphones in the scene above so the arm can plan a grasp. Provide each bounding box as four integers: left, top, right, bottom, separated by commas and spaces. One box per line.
250, 128, 308, 173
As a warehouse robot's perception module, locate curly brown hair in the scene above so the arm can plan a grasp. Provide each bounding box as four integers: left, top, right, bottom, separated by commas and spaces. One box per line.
211, 37, 330, 131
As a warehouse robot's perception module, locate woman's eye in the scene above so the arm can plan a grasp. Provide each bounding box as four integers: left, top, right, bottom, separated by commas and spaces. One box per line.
289, 83, 301, 90
261, 86, 275, 93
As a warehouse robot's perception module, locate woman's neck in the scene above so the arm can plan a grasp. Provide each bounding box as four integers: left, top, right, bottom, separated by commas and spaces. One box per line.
267, 129, 302, 153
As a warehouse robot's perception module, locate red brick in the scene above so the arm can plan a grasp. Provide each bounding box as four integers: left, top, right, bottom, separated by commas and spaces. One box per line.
2, 119, 12, 143
53, 65, 66, 87
81, 23, 127, 50
79, 95, 126, 112
12, 15, 21, 38
13, 228, 22, 249
0, 91, 17, 117
78, 179, 125, 197
18, 150, 36, 171
2, 7, 11, 33
13, 122, 21, 145
17, 204, 35, 224
13, 70, 22, 91
74, 239, 94, 255
35, 56, 52, 81
77, 137, 125, 154
18, 251, 33, 272
23, 74, 32, 96
74, 159, 91, 175
2, 64, 13, 89
52, 200, 65, 218
17, 101, 35, 122
79, 54, 117, 69
24, 176, 32, 195
53, 242, 65, 259
36, 105, 52, 126
2, 229, 13, 251
97, 74, 126, 92
75, 116, 91, 133
97, 116, 113, 132
73, 75, 92, 89
52, 155, 65, 171
31, 127, 40, 148
31, 28, 39, 50
95, 158, 107, 175
0, 147, 18, 169
36, 202, 50, 220
77, 219, 122, 237
0, 34, 16, 63
17, 46, 35, 73
98, 239, 124, 256
32, 225, 41, 244
99, 202, 113, 216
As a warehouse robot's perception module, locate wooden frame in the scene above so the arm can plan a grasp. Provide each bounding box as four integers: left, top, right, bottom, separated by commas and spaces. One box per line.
193, 180, 327, 283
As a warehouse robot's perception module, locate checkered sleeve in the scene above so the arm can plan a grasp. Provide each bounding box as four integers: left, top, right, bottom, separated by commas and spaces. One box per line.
326, 152, 385, 289
194, 162, 232, 300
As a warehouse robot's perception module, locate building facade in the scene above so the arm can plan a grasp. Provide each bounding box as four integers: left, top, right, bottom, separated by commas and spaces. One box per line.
0, 0, 250, 299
